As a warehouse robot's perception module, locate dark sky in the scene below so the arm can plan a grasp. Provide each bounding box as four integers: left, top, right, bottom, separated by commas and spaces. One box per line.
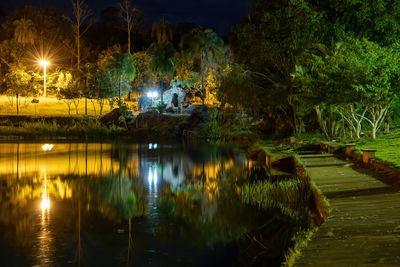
0, 0, 253, 33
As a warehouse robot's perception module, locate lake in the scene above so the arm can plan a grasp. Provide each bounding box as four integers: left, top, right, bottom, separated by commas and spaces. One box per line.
0, 142, 305, 266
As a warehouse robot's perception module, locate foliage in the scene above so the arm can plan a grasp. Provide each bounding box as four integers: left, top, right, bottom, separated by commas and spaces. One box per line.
0, 118, 127, 139
106, 52, 136, 98
147, 41, 176, 101
131, 52, 157, 96
5, 63, 36, 114
13, 18, 35, 45
151, 21, 173, 43
180, 28, 224, 104
155, 100, 167, 114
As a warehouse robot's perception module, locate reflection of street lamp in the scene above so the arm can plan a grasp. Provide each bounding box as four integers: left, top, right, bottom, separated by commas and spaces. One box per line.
147, 91, 158, 105
39, 60, 50, 98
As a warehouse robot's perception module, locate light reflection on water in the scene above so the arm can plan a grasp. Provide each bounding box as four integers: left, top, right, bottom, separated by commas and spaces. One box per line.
0, 142, 295, 266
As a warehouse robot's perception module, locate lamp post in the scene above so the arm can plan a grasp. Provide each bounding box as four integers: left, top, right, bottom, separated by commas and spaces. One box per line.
39, 60, 50, 98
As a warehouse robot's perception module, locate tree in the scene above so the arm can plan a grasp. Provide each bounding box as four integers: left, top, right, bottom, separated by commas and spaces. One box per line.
131, 52, 157, 103
147, 42, 176, 103
180, 28, 223, 105
72, 0, 92, 69
13, 18, 35, 46
118, 0, 137, 54
56, 71, 75, 115
293, 37, 400, 139
5, 63, 36, 114
106, 52, 136, 99
151, 21, 173, 43
228, 0, 320, 134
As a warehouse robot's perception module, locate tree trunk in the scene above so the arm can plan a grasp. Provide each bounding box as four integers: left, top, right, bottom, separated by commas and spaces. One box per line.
314, 106, 329, 138
371, 125, 377, 139
16, 94, 19, 115
201, 51, 206, 105
384, 117, 390, 133
328, 105, 333, 137
159, 79, 164, 103
119, 77, 122, 99
85, 97, 87, 115
92, 100, 96, 116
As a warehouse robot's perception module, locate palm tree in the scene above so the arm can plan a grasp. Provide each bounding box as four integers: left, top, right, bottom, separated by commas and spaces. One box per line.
13, 18, 36, 46
106, 52, 136, 99
151, 21, 173, 43
180, 28, 223, 104
147, 42, 176, 103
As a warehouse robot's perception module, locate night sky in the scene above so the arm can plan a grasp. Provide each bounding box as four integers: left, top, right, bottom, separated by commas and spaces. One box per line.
0, 0, 253, 33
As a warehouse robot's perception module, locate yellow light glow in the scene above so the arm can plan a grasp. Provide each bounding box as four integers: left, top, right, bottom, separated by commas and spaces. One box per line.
39, 60, 50, 67
42, 144, 54, 151
41, 167, 50, 212
41, 196, 50, 212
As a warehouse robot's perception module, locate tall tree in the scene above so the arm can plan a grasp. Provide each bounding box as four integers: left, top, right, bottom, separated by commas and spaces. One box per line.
180, 28, 223, 104
147, 42, 176, 102
151, 21, 173, 43
106, 52, 136, 99
13, 18, 35, 46
72, 0, 92, 69
118, 0, 137, 54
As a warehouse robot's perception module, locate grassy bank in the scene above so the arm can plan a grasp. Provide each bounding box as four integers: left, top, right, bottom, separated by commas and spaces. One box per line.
0, 119, 127, 140
356, 129, 400, 168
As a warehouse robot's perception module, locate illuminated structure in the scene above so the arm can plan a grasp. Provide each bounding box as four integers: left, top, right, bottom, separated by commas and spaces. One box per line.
39, 60, 50, 98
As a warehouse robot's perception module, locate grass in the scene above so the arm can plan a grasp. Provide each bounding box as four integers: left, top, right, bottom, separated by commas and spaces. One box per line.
0, 95, 138, 116
0, 119, 127, 140
356, 129, 400, 168
241, 179, 312, 220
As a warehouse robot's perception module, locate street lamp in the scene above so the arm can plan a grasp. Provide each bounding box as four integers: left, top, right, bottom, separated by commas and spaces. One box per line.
39, 60, 50, 98
147, 91, 159, 105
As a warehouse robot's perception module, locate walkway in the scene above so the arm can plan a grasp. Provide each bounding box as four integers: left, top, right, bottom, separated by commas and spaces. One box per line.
295, 154, 400, 266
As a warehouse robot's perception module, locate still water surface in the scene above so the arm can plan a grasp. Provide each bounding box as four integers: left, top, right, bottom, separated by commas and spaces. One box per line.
0, 142, 299, 266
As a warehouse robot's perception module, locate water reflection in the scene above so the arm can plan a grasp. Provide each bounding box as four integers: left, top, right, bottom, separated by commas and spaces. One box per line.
0, 142, 301, 266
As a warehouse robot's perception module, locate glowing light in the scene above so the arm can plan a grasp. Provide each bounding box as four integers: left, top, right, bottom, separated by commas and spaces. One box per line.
147, 91, 158, 98
41, 196, 50, 212
39, 60, 50, 67
153, 168, 158, 185
154, 144, 158, 149
42, 144, 54, 151
148, 167, 153, 184
39, 60, 50, 98
149, 143, 153, 150
41, 168, 50, 212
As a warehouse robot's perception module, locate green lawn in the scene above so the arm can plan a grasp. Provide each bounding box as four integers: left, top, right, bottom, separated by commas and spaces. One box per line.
0, 95, 138, 116
356, 129, 400, 168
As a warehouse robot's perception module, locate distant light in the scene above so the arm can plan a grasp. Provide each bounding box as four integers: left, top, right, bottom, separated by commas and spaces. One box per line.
39, 60, 50, 67
147, 91, 158, 98
149, 143, 153, 150
42, 144, 54, 151
154, 144, 158, 149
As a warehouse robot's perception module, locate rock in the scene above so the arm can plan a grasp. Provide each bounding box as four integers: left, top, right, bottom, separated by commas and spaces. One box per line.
183, 104, 207, 114
135, 110, 160, 128
181, 105, 210, 131
138, 96, 152, 112
100, 108, 135, 126
166, 107, 181, 114
100, 108, 120, 126
163, 86, 186, 109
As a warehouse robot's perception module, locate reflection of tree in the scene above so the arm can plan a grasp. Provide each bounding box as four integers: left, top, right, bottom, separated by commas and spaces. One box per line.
84, 175, 136, 222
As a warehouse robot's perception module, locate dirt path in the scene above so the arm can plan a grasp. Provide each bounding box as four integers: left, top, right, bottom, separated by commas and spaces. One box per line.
295, 154, 400, 266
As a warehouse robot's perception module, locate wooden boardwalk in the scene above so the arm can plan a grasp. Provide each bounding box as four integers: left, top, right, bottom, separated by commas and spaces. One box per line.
295, 154, 400, 266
